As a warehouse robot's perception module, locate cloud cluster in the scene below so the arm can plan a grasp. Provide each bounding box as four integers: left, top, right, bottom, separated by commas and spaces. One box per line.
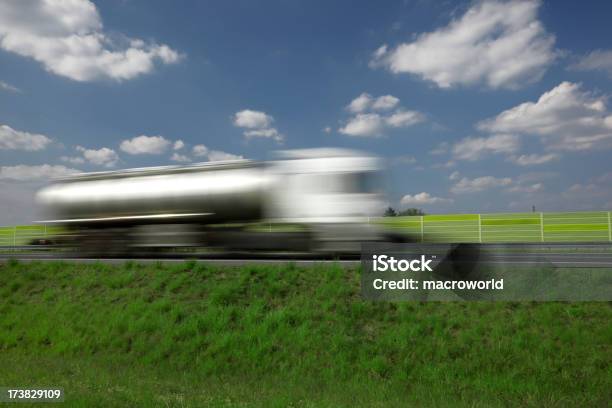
118, 136, 243, 163
478, 82, 612, 151
451, 176, 512, 194
192, 144, 243, 161
233, 110, 283, 142
371, 0, 555, 89
452, 134, 520, 161
207, 150, 244, 162
0, 164, 80, 181
571, 49, 612, 78
170, 152, 191, 163
339, 93, 424, 137
506, 182, 543, 193
79, 146, 118, 167
120, 135, 171, 155
170, 144, 244, 163
400, 192, 453, 205
437, 82, 612, 167
0, 124, 51, 151
0, 0, 181, 82
346, 93, 399, 113
508, 153, 559, 166
192, 144, 209, 157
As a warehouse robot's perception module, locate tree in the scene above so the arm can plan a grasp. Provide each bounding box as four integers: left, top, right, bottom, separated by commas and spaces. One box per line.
398, 208, 425, 216
383, 206, 397, 217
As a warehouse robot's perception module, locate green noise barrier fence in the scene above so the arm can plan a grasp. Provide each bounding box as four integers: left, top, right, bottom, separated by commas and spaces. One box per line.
381, 211, 612, 243
0, 225, 62, 246
1, 211, 611, 245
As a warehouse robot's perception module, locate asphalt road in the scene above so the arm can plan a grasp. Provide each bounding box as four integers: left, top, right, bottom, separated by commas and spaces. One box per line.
1, 251, 612, 268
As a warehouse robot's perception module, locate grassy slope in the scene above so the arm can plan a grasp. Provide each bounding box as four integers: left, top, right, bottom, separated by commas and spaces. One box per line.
0, 260, 610, 407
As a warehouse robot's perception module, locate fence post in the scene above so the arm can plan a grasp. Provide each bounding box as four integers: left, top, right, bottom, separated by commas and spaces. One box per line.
13, 225, 17, 248
540, 212, 544, 242
478, 214, 482, 243
420, 216, 424, 243
608, 211, 611, 242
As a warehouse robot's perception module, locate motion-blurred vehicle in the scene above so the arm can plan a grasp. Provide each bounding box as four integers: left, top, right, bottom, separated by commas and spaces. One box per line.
36, 148, 396, 256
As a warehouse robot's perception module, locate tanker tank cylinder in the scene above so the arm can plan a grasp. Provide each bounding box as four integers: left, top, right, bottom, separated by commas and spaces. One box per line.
36, 148, 388, 255
36, 161, 269, 226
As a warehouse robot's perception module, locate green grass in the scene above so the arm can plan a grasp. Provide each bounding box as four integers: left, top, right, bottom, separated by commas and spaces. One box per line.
0, 260, 610, 406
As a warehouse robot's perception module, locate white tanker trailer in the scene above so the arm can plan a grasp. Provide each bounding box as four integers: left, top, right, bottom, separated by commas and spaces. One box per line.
37, 148, 398, 255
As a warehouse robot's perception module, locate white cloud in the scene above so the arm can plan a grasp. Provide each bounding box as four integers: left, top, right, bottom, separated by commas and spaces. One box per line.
233, 110, 273, 128
190, 144, 243, 161
449, 171, 460, 181
233, 109, 283, 143
0, 124, 52, 151
75, 145, 118, 167
451, 176, 512, 194
340, 93, 424, 137
571, 49, 612, 78
0, 0, 181, 82
192, 144, 209, 157
170, 152, 191, 163
0, 164, 80, 181
371, 0, 555, 89
0, 80, 20, 93
373, 44, 388, 60
400, 192, 453, 205
452, 134, 520, 161
120, 135, 170, 155
478, 82, 612, 151
506, 182, 543, 193
60, 156, 85, 165
347, 93, 401, 113
323, 126, 332, 134
385, 110, 425, 127
509, 153, 559, 166
347, 93, 373, 113
207, 150, 244, 162
372, 95, 400, 111
339, 113, 385, 137
244, 128, 283, 142
173, 140, 185, 150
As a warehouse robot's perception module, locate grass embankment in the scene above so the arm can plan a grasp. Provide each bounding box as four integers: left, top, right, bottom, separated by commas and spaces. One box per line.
0, 260, 610, 407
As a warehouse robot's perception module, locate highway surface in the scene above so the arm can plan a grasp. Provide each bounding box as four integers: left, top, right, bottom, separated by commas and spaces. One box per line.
1, 244, 612, 268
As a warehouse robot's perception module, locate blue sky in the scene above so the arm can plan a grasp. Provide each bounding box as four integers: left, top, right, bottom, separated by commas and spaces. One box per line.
1, 0, 612, 224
